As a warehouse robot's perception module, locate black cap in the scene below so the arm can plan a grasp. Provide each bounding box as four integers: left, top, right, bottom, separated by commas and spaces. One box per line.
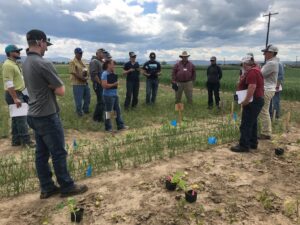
26, 29, 53, 46
129, 52, 136, 57
149, 52, 156, 59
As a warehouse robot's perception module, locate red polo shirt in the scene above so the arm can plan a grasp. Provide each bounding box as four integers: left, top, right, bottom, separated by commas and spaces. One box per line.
238, 66, 264, 98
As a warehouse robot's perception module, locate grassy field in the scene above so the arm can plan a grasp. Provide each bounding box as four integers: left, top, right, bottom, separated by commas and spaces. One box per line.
0, 63, 299, 138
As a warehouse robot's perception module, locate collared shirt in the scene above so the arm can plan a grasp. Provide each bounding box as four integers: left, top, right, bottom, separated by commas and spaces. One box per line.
172, 60, 196, 82
69, 57, 89, 85
261, 56, 279, 91
2, 58, 25, 91
22, 52, 64, 117
238, 66, 264, 98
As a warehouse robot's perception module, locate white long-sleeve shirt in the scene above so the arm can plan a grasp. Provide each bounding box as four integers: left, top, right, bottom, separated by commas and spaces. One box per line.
261, 56, 279, 91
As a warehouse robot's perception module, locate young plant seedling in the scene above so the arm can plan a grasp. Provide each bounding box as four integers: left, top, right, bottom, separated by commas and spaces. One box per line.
67, 197, 80, 223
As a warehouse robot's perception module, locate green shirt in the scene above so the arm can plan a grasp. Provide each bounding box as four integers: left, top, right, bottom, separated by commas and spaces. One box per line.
2, 58, 25, 91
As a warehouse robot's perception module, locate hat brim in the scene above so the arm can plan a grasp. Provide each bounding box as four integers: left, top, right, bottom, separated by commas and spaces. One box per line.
16, 48, 23, 52
179, 55, 190, 57
46, 41, 53, 46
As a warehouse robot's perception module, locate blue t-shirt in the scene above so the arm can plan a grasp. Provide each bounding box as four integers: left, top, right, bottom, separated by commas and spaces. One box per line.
143, 60, 161, 79
101, 70, 118, 96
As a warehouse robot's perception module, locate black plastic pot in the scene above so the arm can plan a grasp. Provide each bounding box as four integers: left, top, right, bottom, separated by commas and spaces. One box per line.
275, 148, 284, 156
185, 190, 197, 203
165, 179, 177, 191
71, 208, 84, 223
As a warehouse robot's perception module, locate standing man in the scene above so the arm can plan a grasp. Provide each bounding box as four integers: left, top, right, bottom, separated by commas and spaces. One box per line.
269, 61, 284, 119
2, 45, 33, 147
171, 51, 196, 104
230, 55, 264, 152
69, 48, 91, 117
206, 56, 222, 109
123, 52, 140, 110
142, 52, 161, 105
22, 29, 88, 198
259, 44, 279, 139
89, 48, 105, 122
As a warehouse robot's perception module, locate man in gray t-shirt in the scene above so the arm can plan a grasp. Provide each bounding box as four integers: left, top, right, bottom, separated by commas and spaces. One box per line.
23, 29, 87, 199
22, 52, 63, 117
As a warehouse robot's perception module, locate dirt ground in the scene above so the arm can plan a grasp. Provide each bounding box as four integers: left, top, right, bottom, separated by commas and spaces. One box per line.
0, 124, 299, 225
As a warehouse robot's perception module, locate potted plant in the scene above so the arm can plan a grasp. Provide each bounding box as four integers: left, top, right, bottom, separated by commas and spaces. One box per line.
185, 184, 198, 203
165, 171, 187, 191
67, 197, 84, 223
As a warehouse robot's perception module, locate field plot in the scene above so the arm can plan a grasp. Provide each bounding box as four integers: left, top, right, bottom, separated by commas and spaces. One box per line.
0, 64, 299, 225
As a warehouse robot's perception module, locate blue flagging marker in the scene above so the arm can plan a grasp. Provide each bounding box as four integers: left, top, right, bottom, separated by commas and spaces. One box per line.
171, 120, 177, 127
233, 112, 238, 121
208, 136, 217, 145
73, 139, 78, 150
86, 165, 92, 177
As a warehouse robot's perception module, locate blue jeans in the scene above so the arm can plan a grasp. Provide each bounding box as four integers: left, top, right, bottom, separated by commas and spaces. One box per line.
269, 91, 281, 118
103, 95, 125, 131
92, 82, 104, 121
27, 113, 74, 193
73, 84, 91, 116
146, 79, 158, 104
5, 91, 31, 145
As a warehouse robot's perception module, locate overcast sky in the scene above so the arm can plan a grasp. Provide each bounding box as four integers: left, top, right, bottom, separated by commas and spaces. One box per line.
0, 0, 299, 62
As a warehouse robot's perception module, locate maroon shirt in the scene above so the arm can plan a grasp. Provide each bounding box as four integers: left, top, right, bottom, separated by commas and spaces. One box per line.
172, 60, 196, 82
238, 66, 264, 98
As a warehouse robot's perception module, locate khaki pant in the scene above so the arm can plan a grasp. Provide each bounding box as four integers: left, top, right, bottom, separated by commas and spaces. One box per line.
259, 91, 275, 136
175, 81, 193, 104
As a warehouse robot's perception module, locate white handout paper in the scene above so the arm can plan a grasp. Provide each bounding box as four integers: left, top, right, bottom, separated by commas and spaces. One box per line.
8, 103, 28, 117
236, 90, 253, 104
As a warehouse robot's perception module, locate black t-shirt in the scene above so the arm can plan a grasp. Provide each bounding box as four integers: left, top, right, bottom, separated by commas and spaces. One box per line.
123, 61, 140, 82
143, 60, 161, 79
107, 73, 118, 89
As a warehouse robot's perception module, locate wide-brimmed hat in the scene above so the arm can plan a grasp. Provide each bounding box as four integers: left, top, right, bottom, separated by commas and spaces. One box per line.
261, 44, 278, 53
179, 51, 190, 57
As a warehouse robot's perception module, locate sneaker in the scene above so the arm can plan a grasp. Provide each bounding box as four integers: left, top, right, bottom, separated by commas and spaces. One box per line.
40, 186, 60, 199
118, 126, 129, 131
230, 145, 250, 153
258, 134, 271, 140
207, 106, 213, 110
60, 184, 88, 198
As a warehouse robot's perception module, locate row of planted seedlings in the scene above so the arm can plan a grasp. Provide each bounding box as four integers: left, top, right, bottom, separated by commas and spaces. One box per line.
0, 117, 240, 198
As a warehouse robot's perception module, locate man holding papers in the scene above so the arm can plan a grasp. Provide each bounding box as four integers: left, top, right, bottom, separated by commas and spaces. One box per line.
2, 44, 33, 147
230, 55, 264, 152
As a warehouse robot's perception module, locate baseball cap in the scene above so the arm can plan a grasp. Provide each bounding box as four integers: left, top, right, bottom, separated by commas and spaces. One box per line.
74, 47, 83, 54
129, 52, 136, 57
261, 44, 278, 53
241, 55, 254, 64
149, 52, 156, 59
5, 45, 23, 54
210, 56, 216, 61
26, 29, 52, 46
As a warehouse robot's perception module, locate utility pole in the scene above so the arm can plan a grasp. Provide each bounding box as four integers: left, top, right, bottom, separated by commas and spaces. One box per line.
263, 12, 279, 49
296, 56, 298, 67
